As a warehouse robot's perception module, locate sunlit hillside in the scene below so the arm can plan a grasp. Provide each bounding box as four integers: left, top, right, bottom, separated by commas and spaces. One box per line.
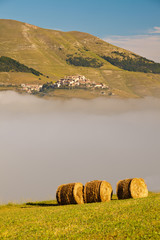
1, 19, 160, 98
0, 193, 159, 239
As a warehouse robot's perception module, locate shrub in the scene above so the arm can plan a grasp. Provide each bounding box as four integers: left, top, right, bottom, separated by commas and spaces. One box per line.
0, 56, 42, 76
66, 56, 103, 68
101, 55, 160, 73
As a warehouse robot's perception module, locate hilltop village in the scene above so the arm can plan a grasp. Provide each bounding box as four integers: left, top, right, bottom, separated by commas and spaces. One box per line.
53, 75, 107, 89
21, 75, 109, 94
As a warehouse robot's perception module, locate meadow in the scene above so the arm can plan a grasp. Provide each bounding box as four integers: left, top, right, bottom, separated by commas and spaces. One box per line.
0, 192, 159, 239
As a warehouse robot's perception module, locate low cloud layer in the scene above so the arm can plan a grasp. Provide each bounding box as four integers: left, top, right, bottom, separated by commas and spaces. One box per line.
0, 91, 160, 203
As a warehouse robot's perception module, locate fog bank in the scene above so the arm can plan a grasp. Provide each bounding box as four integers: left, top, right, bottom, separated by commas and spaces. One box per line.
0, 91, 160, 203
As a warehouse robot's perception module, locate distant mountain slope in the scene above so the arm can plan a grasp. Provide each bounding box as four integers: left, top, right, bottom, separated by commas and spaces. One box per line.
67, 31, 160, 73
0, 19, 120, 78
0, 56, 42, 76
1, 19, 160, 76
0, 19, 160, 98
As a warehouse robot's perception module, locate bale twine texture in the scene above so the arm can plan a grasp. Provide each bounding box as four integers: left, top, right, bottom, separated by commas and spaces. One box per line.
84, 180, 113, 203
116, 178, 148, 199
56, 182, 84, 205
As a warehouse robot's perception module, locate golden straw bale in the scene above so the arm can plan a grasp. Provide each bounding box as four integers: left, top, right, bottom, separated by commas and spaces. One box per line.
100, 181, 113, 202
56, 182, 84, 205
130, 178, 148, 199
116, 178, 148, 199
84, 180, 101, 203
84, 180, 113, 203
56, 184, 64, 204
116, 179, 132, 200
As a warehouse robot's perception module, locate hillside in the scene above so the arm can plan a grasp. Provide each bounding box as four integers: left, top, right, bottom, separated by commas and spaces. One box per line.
1, 19, 160, 98
0, 193, 159, 239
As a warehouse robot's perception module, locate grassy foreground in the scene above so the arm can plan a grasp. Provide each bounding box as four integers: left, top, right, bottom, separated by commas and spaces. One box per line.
0, 193, 159, 239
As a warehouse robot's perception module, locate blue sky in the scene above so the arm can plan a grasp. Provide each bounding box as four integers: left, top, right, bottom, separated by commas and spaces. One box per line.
0, 0, 160, 62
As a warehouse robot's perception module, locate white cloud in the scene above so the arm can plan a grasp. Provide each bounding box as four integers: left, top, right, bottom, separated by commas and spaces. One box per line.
104, 34, 160, 63
148, 26, 160, 34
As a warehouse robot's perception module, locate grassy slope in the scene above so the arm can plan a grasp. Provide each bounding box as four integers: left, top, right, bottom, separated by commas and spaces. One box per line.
1, 19, 160, 98
0, 193, 159, 239
0, 72, 48, 85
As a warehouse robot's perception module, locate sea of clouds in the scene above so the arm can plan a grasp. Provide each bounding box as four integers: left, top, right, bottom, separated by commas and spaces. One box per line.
0, 91, 160, 203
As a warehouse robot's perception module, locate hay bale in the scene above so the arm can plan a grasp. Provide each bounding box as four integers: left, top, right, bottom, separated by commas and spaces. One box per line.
84, 180, 113, 203
116, 178, 148, 199
116, 179, 132, 199
56, 184, 64, 205
130, 178, 148, 199
56, 182, 84, 205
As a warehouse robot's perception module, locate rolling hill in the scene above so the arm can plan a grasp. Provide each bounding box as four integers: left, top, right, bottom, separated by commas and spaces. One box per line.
0, 19, 160, 98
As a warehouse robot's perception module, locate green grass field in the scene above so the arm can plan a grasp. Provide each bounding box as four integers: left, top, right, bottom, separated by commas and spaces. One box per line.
0, 192, 159, 239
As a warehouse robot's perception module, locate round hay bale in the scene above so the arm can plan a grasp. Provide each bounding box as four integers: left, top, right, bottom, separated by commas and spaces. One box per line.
56, 182, 84, 205
84, 180, 113, 203
116, 179, 132, 200
116, 178, 148, 199
130, 178, 148, 199
56, 184, 64, 205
